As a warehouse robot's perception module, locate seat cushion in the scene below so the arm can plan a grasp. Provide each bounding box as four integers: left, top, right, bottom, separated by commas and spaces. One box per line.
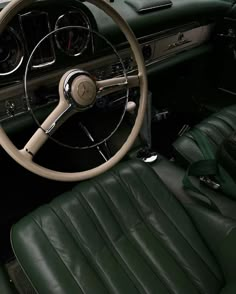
11, 160, 224, 294
173, 104, 236, 166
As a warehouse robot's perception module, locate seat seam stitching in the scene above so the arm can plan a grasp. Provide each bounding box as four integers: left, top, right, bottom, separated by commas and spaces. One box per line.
31, 215, 86, 294
220, 110, 236, 121
174, 119, 229, 163
92, 177, 174, 294
75, 186, 144, 294
129, 164, 222, 282
11, 223, 41, 294
110, 170, 204, 294
208, 116, 234, 132
50, 202, 112, 294
195, 128, 219, 147
203, 122, 230, 138
214, 112, 236, 130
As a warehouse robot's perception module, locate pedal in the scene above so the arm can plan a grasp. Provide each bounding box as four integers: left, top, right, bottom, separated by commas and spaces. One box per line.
152, 108, 170, 122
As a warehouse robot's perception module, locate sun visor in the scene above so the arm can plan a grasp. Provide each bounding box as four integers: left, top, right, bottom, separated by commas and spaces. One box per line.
125, 0, 173, 14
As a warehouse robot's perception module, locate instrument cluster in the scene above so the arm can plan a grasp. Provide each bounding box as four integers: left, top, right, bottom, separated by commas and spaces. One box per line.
0, 5, 92, 77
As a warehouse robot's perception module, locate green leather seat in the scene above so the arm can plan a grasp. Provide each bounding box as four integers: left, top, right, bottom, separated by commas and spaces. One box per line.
172, 104, 236, 219
152, 155, 236, 221
11, 160, 236, 293
173, 104, 236, 166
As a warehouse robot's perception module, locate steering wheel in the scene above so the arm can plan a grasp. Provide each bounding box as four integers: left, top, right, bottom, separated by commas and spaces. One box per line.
0, 0, 148, 182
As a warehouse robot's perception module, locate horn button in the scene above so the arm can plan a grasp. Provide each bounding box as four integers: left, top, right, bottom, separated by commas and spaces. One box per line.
71, 75, 97, 108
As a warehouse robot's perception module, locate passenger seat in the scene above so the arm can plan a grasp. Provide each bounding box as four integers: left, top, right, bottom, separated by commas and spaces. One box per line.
173, 104, 236, 167
172, 104, 236, 220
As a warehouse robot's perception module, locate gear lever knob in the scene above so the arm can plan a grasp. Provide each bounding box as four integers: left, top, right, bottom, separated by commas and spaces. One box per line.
126, 101, 136, 114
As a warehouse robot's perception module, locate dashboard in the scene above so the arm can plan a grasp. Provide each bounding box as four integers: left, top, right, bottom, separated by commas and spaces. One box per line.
0, 0, 229, 127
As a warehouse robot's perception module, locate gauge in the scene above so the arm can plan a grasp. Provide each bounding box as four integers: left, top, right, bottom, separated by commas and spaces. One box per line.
20, 11, 55, 68
55, 11, 91, 57
0, 27, 24, 76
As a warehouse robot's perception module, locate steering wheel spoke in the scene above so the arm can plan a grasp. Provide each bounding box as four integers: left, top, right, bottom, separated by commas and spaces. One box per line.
22, 100, 73, 157
96, 75, 139, 97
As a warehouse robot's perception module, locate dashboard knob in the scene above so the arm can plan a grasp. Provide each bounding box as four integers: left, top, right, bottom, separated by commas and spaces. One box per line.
5, 100, 16, 116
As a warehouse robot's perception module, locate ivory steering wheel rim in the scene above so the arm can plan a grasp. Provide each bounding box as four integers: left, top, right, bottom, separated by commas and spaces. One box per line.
0, 0, 148, 182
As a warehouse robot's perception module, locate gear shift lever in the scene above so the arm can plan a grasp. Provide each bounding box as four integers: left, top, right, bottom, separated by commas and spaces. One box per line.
139, 91, 152, 149
137, 91, 158, 163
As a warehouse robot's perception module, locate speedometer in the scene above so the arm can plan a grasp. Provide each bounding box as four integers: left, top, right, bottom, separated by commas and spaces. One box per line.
0, 27, 24, 76
55, 11, 91, 57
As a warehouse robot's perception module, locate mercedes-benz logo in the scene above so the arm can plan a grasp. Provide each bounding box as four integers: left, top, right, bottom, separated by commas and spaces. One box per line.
70, 74, 97, 108
78, 81, 90, 98
80, 83, 86, 96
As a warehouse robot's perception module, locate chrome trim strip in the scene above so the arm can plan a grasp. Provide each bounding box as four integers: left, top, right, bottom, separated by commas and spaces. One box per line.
32, 59, 56, 69
139, 3, 172, 13
116, 22, 200, 50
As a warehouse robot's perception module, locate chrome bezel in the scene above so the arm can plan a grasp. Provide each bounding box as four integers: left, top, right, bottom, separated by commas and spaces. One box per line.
63, 69, 96, 110
19, 11, 56, 69
0, 26, 24, 76
54, 10, 91, 57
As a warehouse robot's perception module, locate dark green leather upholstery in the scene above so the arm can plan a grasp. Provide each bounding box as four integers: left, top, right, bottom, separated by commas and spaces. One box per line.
11, 160, 236, 294
173, 104, 236, 166
151, 156, 236, 220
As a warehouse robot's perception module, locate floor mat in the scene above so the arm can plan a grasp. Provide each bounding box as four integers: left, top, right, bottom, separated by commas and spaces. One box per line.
5, 259, 36, 294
